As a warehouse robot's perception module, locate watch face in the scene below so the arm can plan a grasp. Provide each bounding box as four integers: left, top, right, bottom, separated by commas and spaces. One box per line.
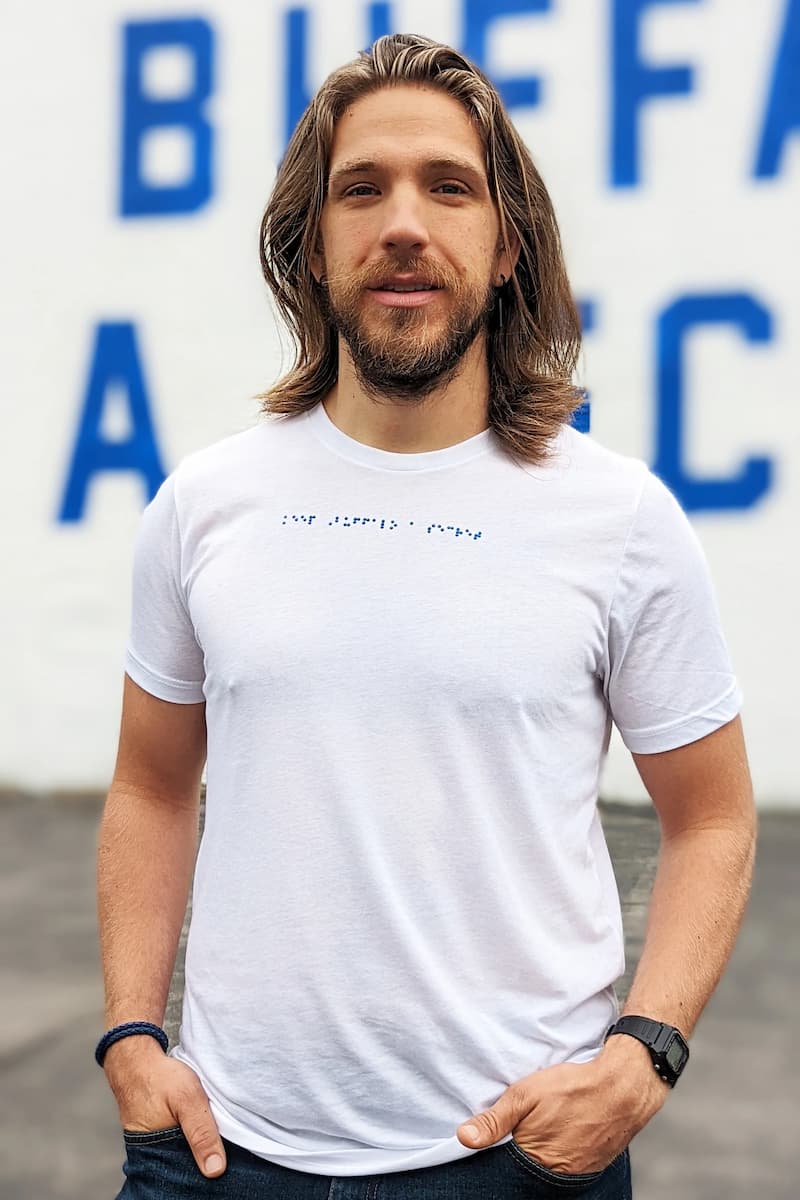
665, 1035, 688, 1073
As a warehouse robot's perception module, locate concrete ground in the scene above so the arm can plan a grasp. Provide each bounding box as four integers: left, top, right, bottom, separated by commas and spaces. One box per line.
0, 794, 795, 1199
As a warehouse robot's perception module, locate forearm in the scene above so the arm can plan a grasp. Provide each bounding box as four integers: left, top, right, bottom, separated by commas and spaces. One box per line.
97, 784, 200, 1029
620, 819, 757, 1037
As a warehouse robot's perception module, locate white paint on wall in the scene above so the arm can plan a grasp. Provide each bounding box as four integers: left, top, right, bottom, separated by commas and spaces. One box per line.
2, 0, 797, 802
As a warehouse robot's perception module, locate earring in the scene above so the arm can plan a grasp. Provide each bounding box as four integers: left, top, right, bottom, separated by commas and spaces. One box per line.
497, 275, 507, 331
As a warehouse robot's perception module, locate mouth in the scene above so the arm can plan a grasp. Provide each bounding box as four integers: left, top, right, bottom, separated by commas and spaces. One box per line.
367, 281, 443, 308
371, 282, 440, 292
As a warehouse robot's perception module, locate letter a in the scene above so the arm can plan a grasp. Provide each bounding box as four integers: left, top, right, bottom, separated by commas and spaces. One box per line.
59, 322, 166, 522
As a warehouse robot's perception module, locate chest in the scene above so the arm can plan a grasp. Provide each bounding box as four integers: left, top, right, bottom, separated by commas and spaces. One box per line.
184, 496, 613, 719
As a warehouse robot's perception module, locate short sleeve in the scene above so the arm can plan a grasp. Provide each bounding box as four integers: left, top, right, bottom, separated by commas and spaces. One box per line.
604, 471, 742, 753
124, 472, 206, 703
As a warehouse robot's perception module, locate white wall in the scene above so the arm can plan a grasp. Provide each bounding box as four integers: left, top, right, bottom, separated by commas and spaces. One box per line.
3, 0, 797, 802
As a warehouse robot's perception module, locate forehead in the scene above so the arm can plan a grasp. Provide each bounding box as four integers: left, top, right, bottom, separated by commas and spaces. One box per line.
328, 85, 486, 176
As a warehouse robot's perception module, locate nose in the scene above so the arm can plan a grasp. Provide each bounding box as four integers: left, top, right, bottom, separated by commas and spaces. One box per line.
378, 186, 431, 256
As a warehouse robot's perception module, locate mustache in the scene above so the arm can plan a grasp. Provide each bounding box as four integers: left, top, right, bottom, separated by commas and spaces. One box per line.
321, 258, 460, 292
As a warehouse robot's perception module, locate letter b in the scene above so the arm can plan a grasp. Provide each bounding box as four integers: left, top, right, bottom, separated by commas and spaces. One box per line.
121, 18, 214, 216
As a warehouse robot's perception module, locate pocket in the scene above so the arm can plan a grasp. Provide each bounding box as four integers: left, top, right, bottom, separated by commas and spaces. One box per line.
505, 1137, 626, 1192
122, 1125, 185, 1147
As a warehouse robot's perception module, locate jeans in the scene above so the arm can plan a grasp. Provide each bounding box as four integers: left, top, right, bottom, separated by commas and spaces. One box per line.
116, 1127, 632, 1198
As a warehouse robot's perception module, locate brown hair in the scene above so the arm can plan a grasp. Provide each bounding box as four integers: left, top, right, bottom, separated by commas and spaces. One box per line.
257, 33, 583, 466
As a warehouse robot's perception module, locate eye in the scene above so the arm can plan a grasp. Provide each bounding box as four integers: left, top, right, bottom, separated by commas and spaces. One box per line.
434, 182, 468, 195
344, 184, 379, 197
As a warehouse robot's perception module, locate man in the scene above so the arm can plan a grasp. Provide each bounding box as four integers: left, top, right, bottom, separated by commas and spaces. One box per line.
97, 33, 756, 1200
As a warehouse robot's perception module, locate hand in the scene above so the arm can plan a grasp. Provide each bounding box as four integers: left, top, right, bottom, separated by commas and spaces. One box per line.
103, 1036, 227, 1179
456, 1036, 669, 1175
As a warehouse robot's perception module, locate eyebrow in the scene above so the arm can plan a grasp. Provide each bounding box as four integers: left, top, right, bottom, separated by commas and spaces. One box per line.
327, 156, 487, 191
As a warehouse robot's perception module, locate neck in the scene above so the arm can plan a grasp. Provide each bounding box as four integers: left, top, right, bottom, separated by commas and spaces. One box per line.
323, 335, 491, 454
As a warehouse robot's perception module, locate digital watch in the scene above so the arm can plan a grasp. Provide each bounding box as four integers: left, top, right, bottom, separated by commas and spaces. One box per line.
604, 1015, 690, 1087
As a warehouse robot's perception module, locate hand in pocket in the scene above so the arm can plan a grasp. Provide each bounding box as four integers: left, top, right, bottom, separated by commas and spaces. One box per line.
104, 1038, 227, 1178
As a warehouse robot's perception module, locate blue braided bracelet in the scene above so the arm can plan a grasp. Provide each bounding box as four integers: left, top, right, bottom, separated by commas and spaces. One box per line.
95, 1021, 169, 1067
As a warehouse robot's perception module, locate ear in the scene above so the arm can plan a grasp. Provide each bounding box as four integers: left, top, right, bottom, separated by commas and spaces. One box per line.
309, 229, 325, 283
495, 228, 521, 287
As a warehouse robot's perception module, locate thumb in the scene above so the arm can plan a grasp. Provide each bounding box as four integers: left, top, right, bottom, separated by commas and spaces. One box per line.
456, 1089, 521, 1149
176, 1092, 227, 1178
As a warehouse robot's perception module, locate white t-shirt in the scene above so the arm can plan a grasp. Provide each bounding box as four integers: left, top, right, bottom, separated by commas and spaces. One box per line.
125, 401, 742, 1176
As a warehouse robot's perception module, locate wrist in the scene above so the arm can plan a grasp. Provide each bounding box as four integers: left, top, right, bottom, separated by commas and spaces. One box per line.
101, 1031, 168, 1080
600, 1027, 653, 1067
597, 1031, 671, 1107
96, 1019, 168, 1067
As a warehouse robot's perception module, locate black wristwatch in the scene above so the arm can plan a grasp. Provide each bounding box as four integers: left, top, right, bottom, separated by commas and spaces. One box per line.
604, 1015, 690, 1087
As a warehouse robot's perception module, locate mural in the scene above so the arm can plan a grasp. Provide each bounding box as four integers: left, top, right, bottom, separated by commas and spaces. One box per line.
4, 0, 797, 798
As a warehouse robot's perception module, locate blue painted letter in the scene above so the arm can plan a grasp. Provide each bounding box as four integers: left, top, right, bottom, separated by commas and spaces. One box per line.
654, 295, 774, 513
754, 0, 800, 178
368, 2, 393, 43
283, 5, 394, 155
59, 323, 166, 522
571, 300, 597, 433
463, 0, 550, 111
121, 18, 214, 216
611, 0, 701, 187
284, 8, 311, 151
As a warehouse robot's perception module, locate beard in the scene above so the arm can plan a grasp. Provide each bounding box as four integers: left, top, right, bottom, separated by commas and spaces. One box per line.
319, 256, 496, 401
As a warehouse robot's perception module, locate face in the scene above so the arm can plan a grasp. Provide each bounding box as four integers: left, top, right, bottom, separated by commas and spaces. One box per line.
312, 85, 517, 399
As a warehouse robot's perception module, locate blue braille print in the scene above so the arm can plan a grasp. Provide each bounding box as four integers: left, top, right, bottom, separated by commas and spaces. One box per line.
284, 513, 482, 540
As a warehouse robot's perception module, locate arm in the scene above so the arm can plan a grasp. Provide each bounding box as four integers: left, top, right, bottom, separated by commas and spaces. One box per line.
456, 716, 757, 1171
98, 674, 205, 1031
97, 673, 227, 1178
614, 713, 756, 1036
587, 714, 757, 1147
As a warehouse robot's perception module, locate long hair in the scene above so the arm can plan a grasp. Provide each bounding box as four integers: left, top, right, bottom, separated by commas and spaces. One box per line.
257, 33, 583, 466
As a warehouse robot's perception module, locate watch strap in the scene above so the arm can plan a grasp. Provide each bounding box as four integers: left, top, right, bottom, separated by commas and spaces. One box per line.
607, 1014, 667, 1048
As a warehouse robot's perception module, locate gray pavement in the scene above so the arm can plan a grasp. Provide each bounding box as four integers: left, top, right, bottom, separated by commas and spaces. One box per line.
0, 794, 796, 1199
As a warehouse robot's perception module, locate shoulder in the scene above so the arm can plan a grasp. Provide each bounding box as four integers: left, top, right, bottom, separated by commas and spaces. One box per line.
173, 416, 279, 480
557, 424, 645, 481
167, 414, 298, 503
546, 424, 654, 510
